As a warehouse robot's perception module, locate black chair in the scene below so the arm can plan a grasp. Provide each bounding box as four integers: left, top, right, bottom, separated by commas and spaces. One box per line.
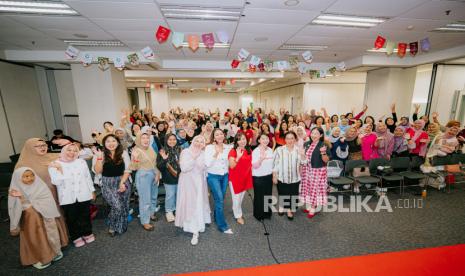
346, 160, 381, 194
327, 160, 353, 193
398, 157, 427, 194
369, 158, 404, 195
390, 157, 412, 195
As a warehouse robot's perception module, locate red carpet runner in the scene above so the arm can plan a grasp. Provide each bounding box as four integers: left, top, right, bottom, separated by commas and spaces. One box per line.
178, 244, 465, 275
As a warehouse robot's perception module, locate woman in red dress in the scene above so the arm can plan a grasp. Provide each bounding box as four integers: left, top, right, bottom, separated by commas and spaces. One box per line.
237, 121, 254, 145
228, 132, 253, 225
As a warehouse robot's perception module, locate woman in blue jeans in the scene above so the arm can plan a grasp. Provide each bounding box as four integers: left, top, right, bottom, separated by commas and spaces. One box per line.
157, 134, 181, 223
204, 128, 233, 234
130, 133, 159, 231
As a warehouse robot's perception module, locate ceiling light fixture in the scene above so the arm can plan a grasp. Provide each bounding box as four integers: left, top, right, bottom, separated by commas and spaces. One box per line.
433, 22, 465, 32
366, 48, 411, 53
279, 44, 328, 51
0, 1, 78, 15
63, 40, 125, 47
160, 5, 242, 21
180, 42, 230, 48
312, 13, 387, 28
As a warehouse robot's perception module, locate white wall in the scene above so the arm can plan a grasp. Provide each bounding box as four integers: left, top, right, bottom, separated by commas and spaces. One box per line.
54, 70, 78, 115
152, 86, 170, 114
169, 90, 240, 113
430, 65, 465, 123
365, 67, 417, 119
0, 61, 47, 162
258, 84, 304, 113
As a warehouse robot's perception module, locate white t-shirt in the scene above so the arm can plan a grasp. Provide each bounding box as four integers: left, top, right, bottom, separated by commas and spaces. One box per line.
251, 147, 274, 177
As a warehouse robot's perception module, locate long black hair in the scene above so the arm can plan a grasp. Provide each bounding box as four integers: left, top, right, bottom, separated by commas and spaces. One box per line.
210, 128, 226, 144
279, 121, 288, 138
311, 127, 325, 142
102, 134, 124, 165
233, 132, 251, 154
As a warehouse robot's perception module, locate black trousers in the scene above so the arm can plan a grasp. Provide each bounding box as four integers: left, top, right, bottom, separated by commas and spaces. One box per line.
277, 181, 300, 212
252, 174, 273, 220
62, 200, 93, 241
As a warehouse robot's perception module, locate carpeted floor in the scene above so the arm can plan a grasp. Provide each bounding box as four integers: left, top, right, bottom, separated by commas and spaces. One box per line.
1, 186, 465, 276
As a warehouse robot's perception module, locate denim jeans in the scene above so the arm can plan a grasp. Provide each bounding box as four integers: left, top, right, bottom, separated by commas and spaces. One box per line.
164, 183, 177, 213
135, 169, 158, 225
206, 173, 229, 232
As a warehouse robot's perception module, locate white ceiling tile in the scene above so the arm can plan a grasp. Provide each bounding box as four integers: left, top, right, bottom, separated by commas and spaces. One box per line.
92, 19, 165, 32
246, 0, 335, 11
297, 25, 374, 39
286, 36, 341, 45
377, 18, 451, 32
156, 0, 245, 7
326, 0, 429, 17
241, 8, 320, 24
1, 37, 66, 50
40, 28, 115, 40
6, 15, 98, 30
235, 23, 302, 35
108, 30, 154, 41
167, 19, 237, 35
65, 1, 164, 19
399, 1, 465, 20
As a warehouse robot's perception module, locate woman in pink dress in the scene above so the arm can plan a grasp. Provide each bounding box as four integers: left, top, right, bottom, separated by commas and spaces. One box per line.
174, 135, 211, 246
360, 124, 379, 161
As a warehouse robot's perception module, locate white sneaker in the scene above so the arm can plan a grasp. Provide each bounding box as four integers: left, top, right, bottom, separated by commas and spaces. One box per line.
223, 229, 233, 234
33, 262, 51, 270
165, 212, 175, 222
191, 233, 199, 245
365, 184, 372, 189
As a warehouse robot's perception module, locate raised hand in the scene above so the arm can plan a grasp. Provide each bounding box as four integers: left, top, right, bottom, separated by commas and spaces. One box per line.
236, 148, 244, 160
9, 189, 22, 198
159, 149, 169, 160
391, 103, 396, 112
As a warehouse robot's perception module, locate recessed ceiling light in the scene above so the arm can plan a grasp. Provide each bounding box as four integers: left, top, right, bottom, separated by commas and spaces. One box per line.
284, 0, 299, 6
279, 44, 327, 51
0, 1, 78, 15
254, 37, 268, 42
160, 5, 242, 21
312, 13, 387, 28
64, 40, 125, 47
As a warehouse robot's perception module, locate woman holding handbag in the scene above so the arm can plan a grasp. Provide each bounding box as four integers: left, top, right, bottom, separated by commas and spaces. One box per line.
157, 134, 181, 223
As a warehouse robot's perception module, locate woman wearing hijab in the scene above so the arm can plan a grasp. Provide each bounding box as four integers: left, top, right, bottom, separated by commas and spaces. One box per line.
15, 138, 69, 245
48, 143, 96, 248
360, 124, 379, 161
8, 167, 66, 269
375, 123, 395, 160
398, 116, 411, 132
157, 134, 181, 223
406, 120, 430, 158
392, 127, 412, 158
329, 127, 349, 163
345, 127, 362, 160
114, 127, 133, 150
175, 135, 212, 246
129, 133, 159, 231
93, 134, 132, 236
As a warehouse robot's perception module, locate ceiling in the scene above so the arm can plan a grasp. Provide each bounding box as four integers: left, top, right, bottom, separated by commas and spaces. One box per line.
0, 0, 465, 65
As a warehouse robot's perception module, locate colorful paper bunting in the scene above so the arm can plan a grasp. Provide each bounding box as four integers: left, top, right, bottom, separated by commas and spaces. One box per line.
374, 35, 386, 49
65, 45, 79, 60
239, 61, 249, 72
264, 60, 273, 72
127, 53, 139, 66
231, 59, 240, 69
298, 63, 311, 74
409, 41, 418, 56
288, 56, 299, 69
302, 50, 313, 63
385, 41, 395, 56
397, 43, 407, 58
187, 35, 199, 51
337, 62, 346, 72
155, 26, 171, 43
248, 64, 257, 72
275, 61, 289, 71
258, 62, 265, 72
420, 38, 430, 52
171, 32, 184, 48
201, 33, 215, 49
80, 52, 93, 67
237, 48, 250, 61
97, 57, 110, 71
113, 56, 125, 71
249, 55, 261, 66
141, 46, 155, 59
319, 70, 327, 78
216, 31, 229, 44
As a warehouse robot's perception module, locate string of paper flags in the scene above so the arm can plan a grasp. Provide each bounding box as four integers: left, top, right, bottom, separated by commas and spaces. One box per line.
374, 35, 430, 57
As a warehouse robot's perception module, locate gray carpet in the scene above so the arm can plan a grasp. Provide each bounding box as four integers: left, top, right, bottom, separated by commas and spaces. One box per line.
1, 186, 465, 276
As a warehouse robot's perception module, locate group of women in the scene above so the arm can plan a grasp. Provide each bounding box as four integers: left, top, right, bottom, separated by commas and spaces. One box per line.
8, 103, 464, 268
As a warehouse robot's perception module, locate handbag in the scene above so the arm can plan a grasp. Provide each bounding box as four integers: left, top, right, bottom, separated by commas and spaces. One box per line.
166, 163, 178, 178
336, 146, 349, 159
353, 166, 370, 177
445, 164, 461, 173
377, 165, 393, 176
327, 160, 343, 178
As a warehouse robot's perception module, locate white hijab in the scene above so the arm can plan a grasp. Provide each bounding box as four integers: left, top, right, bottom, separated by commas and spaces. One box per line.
8, 167, 60, 231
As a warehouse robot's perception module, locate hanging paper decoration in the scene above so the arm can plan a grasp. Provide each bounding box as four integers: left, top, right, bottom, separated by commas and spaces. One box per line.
141, 46, 155, 59
187, 35, 199, 51
374, 35, 386, 49
171, 32, 184, 48
328, 67, 337, 74
231, 59, 240, 69
80, 52, 93, 67
215, 80, 221, 86
65, 45, 79, 60
264, 60, 273, 72
126, 53, 139, 67
409, 41, 418, 56
258, 62, 265, 72
337, 61, 346, 72
275, 61, 289, 71
155, 26, 171, 43
201, 33, 215, 49
216, 31, 229, 44
97, 57, 110, 71
302, 50, 313, 63
309, 70, 318, 79
298, 63, 311, 74
385, 41, 395, 56
288, 56, 299, 69
226, 80, 231, 85
397, 43, 407, 58
319, 70, 327, 78
230, 79, 236, 85
239, 61, 249, 72
248, 64, 257, 73
113, 56, 125, 71
420, 37, 430, 52
237, 48, 250, 61
249, 55, 261, 66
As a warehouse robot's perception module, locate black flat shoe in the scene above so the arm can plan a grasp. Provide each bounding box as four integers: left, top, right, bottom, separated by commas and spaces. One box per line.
108, 230, 116, 237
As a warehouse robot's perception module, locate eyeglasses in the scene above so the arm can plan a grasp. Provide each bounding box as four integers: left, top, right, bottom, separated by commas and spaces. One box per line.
34, 144, 48, 149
